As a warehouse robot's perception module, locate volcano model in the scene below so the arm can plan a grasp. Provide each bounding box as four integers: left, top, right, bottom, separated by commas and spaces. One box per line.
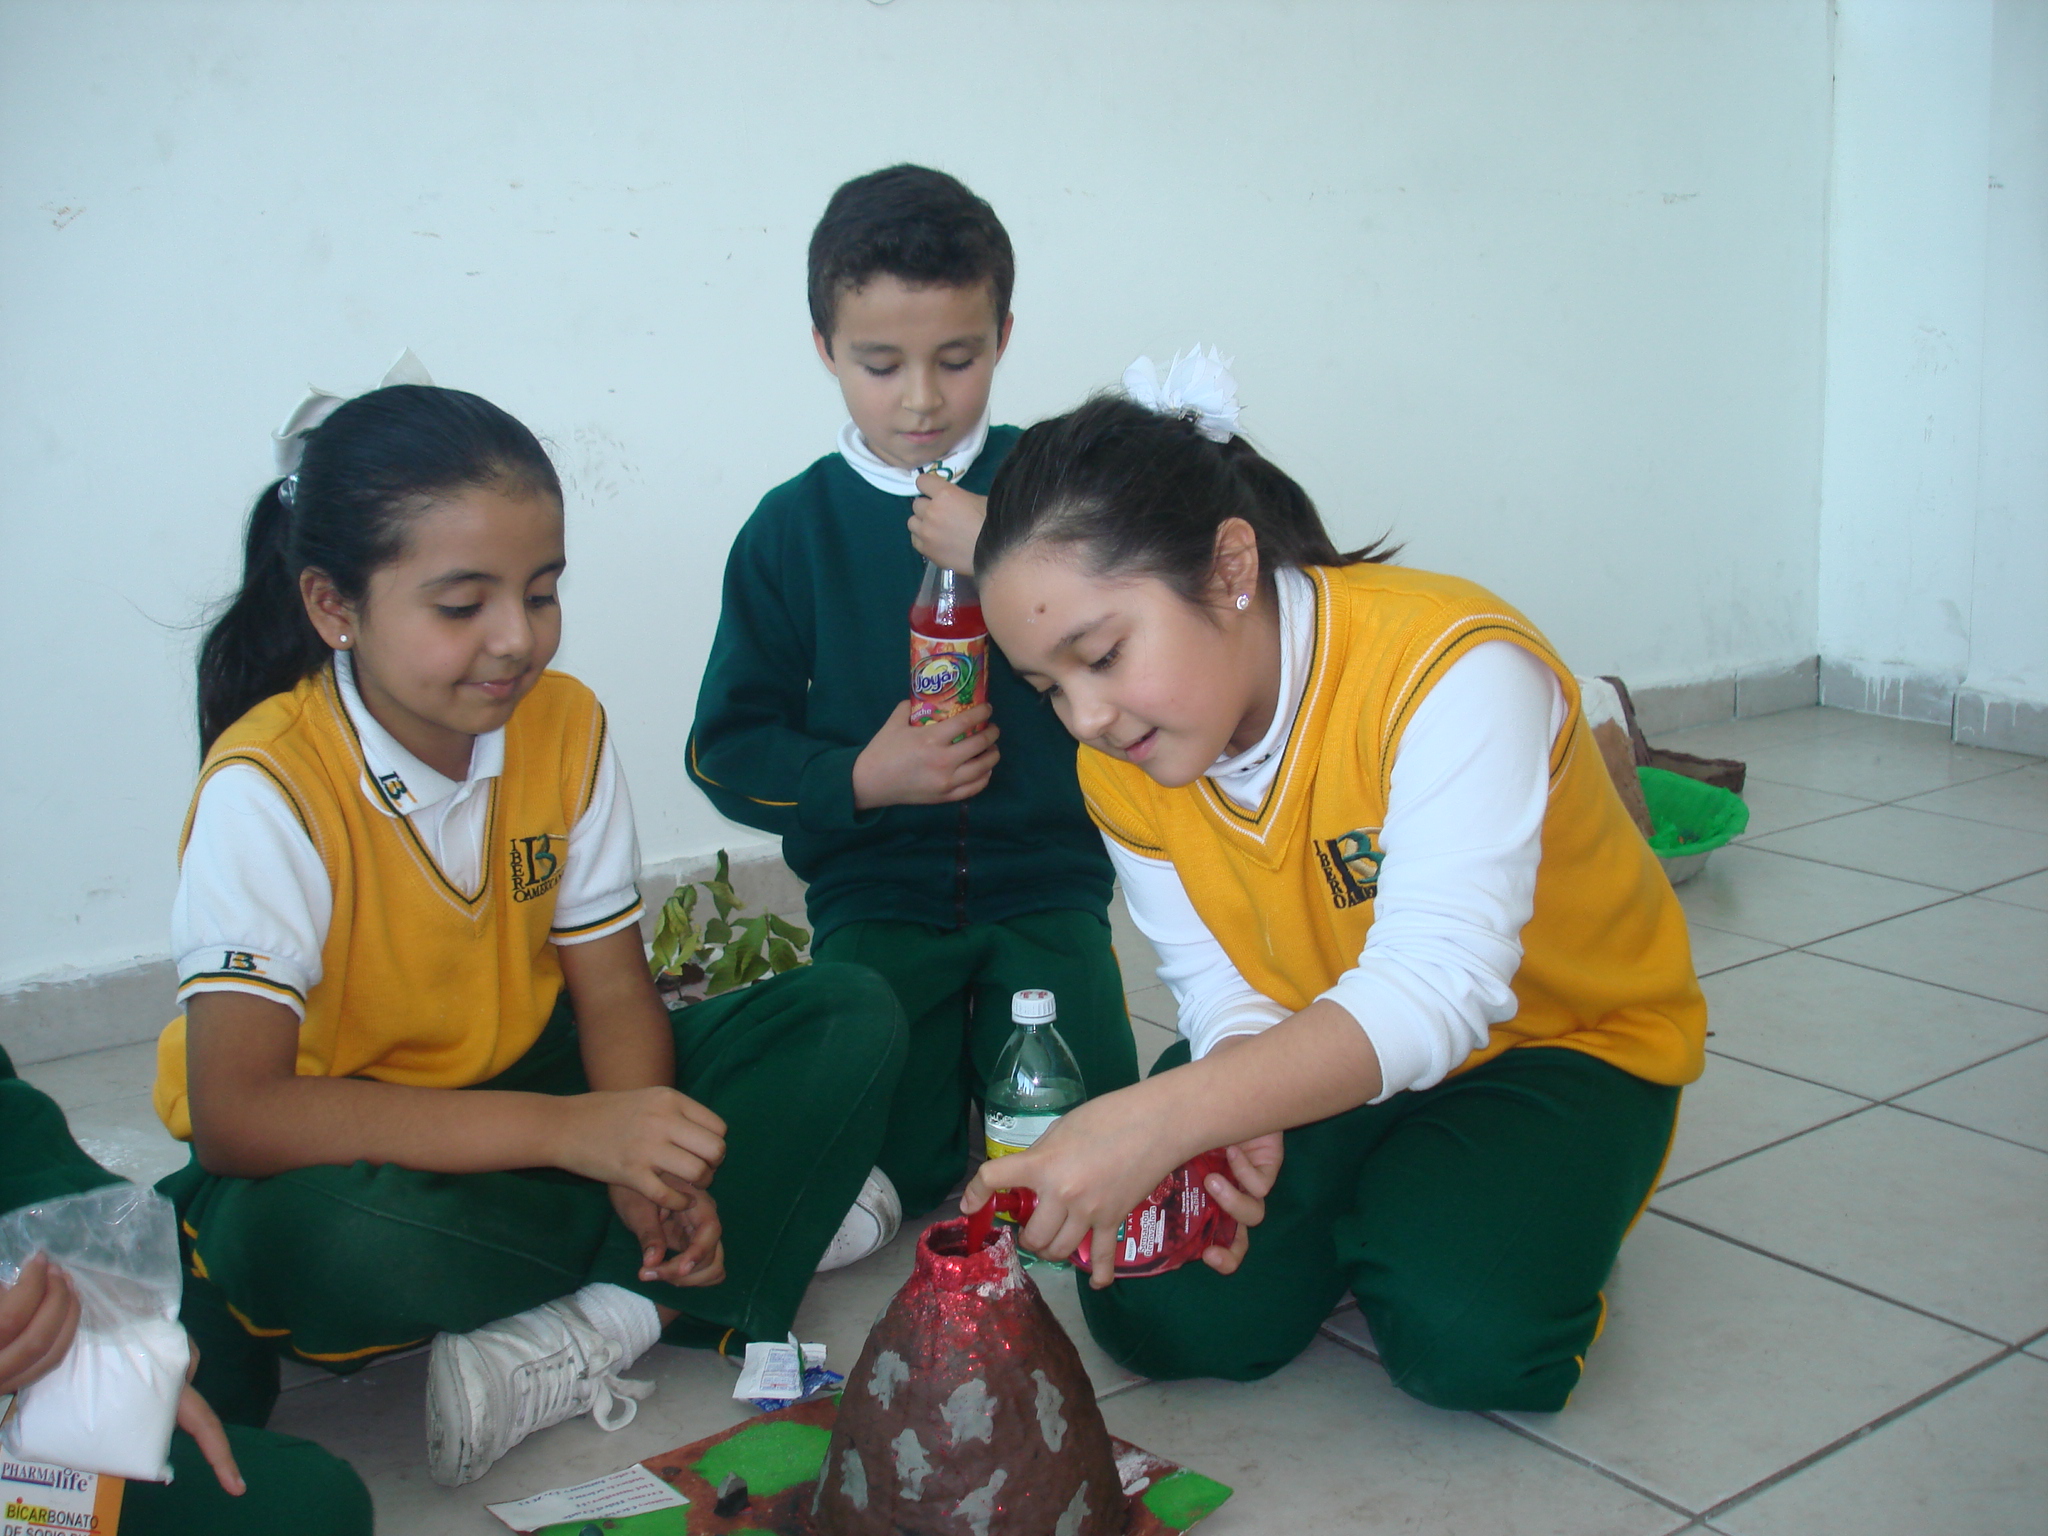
813, 1218, 1126, 1535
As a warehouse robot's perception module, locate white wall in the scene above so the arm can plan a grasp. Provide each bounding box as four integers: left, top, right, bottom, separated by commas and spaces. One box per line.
1963, 0, 2048, 729
1818, 0, 2048, 738
0, 0, 1832, 991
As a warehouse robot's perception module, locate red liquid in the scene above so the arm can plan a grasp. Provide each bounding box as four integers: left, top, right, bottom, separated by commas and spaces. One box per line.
909, 596, 986, 638
909, 567, 989, 729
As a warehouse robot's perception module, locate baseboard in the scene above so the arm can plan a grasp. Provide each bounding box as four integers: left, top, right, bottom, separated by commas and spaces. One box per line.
1953, 687, 2048, 755
1, 845, 808, 1070
1626, 656, 1820, 737
1818, 660, 1956, 726
1817, 660, 2048, 754
4, 959, 180, 1069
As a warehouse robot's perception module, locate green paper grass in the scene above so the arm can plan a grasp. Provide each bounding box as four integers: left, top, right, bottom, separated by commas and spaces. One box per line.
690, 1419, 831, 1499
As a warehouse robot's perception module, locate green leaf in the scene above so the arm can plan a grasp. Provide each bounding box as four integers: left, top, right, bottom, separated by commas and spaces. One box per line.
703, 918, 732, 946
765, 913, 811, 949
702, 948, 743, 996
766, 935, 800, 974
649, 892, 699, 976
737, 949, 771, 987
735, 915, 770, 956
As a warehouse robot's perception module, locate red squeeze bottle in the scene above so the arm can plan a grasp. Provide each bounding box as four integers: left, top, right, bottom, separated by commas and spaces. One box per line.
983, 1149, 1240, 1278
909, 562, 988, 732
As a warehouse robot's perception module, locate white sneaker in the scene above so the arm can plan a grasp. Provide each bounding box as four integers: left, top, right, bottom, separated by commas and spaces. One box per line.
815, 1167, 902, 1272
426, 1285, 659, 1486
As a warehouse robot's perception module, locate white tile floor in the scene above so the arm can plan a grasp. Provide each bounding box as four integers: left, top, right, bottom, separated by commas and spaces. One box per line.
21, 706, 2048, 1534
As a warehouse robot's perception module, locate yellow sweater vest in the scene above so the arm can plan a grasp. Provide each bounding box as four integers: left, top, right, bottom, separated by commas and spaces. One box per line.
1080, 564, 1705, 1088
153, 666, 614, 1139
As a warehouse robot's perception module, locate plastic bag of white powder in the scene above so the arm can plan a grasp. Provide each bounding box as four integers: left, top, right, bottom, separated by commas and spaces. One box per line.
0, 1185, 187, 1481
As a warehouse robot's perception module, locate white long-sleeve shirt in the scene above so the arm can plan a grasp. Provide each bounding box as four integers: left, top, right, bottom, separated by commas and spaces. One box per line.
172, 652, 644, 1016
1110, 566, 1566, 1101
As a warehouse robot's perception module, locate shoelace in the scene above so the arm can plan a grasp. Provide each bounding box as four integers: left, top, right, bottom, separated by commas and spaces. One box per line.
506, 1314, 653, 1442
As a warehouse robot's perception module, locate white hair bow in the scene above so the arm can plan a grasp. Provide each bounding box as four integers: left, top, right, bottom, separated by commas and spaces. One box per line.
1121, 346, 1241, 443
272, 348, 435, 477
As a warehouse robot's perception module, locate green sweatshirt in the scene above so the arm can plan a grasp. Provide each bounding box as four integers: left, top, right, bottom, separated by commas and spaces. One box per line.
688, 428, 1113, 944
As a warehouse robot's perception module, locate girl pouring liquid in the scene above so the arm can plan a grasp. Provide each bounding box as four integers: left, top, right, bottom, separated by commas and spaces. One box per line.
959, 354, 1703, 1411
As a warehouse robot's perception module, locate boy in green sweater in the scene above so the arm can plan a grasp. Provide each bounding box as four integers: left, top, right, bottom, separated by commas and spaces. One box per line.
689, 165, 1139, 1218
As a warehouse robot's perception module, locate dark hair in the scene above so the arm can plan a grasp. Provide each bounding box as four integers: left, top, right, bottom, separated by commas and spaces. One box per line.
195, 384, 560, 754
978, 394, 1395, 605
807, 164, 1015, 343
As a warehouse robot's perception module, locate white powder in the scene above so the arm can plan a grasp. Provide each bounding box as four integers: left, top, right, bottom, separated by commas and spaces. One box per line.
1, 1315, 186, 1481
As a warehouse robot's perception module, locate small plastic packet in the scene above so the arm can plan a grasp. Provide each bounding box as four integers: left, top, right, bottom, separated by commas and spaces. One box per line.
0, 1184, 188, 1481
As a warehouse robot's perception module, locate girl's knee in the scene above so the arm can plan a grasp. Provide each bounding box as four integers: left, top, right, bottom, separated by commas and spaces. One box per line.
1376, 1307, 1583, 1412
1080, 1277, 1318, 1384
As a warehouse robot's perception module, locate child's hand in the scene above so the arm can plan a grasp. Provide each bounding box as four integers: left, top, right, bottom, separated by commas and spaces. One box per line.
610, 1184, 726, 1288
0, 1252, 79, 1394
909, 475, 987, 573
179, 1342, 246, 1496
1199, 1133, 1284, 1275
960, 1087, 1185, 1289
553, 1088, 727, 1210
852, 699, 1000, 810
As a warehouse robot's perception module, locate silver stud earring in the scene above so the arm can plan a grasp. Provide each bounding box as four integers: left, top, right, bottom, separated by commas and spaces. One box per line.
1235, 593, 1249, 611
337, 634, 349, 646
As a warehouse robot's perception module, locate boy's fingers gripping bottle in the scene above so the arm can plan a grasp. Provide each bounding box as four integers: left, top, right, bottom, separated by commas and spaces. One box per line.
909, 560, 988, 733
983, 989, 1087, 1268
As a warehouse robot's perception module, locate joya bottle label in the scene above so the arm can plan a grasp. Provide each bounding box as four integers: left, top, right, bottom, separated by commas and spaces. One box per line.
909, 551, 988, 732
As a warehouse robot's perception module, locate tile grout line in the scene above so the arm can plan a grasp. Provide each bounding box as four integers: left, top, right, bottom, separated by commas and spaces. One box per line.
1729, 829, 2048, 899
1882, 1099, 2048, 1160
1474, 1407, 1700, 1523
1779, 938, 2048, 1017
1697, 1344, 2026, 1526
1326, 1320, 1705, 1526
1862, 1027, 2048, 1103
1696, 1043, 1882, 1100
1642, 1209, 2016, 1348
1656, 1097, 1879, 1193
1680, 1016, 2048, 1142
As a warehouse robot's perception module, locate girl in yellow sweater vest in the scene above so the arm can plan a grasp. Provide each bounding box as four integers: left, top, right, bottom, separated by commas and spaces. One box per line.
961, 367, 1704, 1412
160, 382, 906, 1485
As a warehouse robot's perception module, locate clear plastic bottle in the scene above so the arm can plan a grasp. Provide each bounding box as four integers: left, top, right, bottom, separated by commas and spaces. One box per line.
983, 989, 1087, 1267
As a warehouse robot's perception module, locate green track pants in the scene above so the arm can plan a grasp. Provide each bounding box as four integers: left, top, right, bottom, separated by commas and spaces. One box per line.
1078, 1042, 1680, 1413
161, 961, 907, 1423
0, 1046, 372, 1536
816, 908, 1139, 1215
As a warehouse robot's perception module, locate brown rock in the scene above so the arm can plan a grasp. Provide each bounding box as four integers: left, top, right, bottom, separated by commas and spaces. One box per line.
815, 1219, 1125, 1536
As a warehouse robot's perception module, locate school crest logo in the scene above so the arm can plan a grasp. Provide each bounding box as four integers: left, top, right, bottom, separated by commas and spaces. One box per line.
1316, 828, 1384, 909
508, 832, 563, 903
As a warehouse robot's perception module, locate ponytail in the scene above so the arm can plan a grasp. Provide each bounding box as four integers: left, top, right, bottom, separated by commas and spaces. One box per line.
979, 393, 1395, 607
195, 384, 560, 756
196, 482, 330, 753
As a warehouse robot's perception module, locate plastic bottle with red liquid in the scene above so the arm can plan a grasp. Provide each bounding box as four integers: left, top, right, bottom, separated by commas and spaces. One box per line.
975, 1148, 1242, 1279
908, 561, 988, 732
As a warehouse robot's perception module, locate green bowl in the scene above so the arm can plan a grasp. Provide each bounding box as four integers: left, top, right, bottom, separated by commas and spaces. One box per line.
1638, 766, 1750, 884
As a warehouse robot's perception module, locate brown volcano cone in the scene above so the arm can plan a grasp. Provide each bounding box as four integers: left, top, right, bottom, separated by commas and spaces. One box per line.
814, 1219, 1125, 1535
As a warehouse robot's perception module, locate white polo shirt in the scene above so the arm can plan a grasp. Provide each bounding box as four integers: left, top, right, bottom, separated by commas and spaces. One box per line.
172, 653, 645, 1017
